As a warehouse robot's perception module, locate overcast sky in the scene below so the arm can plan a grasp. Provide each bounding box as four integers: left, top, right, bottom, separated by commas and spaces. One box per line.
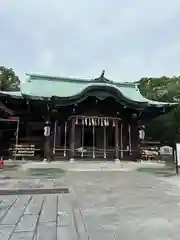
0, 0, 180, 82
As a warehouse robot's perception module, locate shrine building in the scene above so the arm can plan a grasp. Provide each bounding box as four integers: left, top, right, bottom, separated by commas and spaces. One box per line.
0, 71, 176, 161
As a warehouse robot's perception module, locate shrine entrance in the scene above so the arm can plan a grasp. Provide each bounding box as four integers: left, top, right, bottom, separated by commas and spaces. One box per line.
53, 115, 131, 161
72, 116, 123, 160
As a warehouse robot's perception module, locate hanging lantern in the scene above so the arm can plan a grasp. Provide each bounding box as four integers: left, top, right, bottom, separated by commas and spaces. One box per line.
112, 119, 115, 127
139, 130, 145, 140
75, 117, 78, 125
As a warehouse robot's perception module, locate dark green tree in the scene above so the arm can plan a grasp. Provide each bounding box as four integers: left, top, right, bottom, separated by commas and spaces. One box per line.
138, 76, 180, 146
0, 66, 20, 91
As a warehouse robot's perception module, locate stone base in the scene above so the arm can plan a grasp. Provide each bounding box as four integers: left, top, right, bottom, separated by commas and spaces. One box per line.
115, 159, 121, 163
43, 158, 48, 163
69, 158, 75, 163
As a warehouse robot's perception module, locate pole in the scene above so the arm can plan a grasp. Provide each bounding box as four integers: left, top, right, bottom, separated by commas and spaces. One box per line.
15, 119, 20, 161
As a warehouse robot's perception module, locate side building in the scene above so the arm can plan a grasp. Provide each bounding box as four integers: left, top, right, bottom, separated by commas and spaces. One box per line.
0, 72, 176, 161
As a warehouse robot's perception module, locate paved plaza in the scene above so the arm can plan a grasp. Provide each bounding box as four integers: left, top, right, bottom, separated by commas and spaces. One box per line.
0, 162, 180, 239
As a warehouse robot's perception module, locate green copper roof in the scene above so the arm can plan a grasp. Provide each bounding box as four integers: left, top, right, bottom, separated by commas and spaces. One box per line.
0, 72, 177, 107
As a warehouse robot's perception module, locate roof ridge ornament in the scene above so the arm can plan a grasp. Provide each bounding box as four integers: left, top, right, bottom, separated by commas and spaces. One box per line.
100, 69, 105, 79
93, 70, 112, 83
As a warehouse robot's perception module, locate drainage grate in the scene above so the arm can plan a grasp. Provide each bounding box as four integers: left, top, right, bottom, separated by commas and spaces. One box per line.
0, 188, 69, 195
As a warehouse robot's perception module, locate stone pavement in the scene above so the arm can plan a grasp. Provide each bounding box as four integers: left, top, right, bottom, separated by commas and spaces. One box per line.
0, 194, 83, 240
0, 178, 88, 240
66, 171, 180, 239
0, 163, 180, 239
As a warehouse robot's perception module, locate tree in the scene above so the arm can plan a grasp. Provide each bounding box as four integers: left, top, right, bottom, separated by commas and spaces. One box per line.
138, 76, 180, 102
0, 66, 20, 91
138, 76, 180, 145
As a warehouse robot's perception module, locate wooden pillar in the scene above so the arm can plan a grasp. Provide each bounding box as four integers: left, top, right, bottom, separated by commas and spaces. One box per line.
81, 121, 84, 158
120, 123, 123, 158
44, 119, 51, 162
53, 120, 57, 154
69, 118, 75, 162
92, 123, 95, 159
115, 119, 120, 162
103, 126, 107, 159
128, 124, 132, 157
131, 122, 140, 160
64, 122, 67, 157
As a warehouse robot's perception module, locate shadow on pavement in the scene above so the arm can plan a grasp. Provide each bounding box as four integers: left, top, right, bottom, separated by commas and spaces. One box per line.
0, 166, 66, 179
136, 166, 176, 177
27, 168, 66, 179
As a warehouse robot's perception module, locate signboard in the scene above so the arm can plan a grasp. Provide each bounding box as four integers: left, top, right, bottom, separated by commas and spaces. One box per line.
10, 144, 35, 157
176, 143, 180, 167
160, 146, 173, 155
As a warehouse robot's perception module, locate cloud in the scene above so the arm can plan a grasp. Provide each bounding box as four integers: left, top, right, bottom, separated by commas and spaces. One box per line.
0, 0, 180, 81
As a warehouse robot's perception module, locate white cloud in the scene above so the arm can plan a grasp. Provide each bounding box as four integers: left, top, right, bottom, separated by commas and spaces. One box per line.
0, 0, 180, 81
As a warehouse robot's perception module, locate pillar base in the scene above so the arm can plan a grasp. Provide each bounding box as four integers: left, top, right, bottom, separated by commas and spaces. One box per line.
69, 158, 75, 163
43, 158, 48, 163
115, 158, 121, 163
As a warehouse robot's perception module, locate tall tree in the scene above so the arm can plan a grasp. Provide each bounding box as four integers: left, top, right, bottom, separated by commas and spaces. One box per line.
138, 76, 180, 146
0, 66, 20, 91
